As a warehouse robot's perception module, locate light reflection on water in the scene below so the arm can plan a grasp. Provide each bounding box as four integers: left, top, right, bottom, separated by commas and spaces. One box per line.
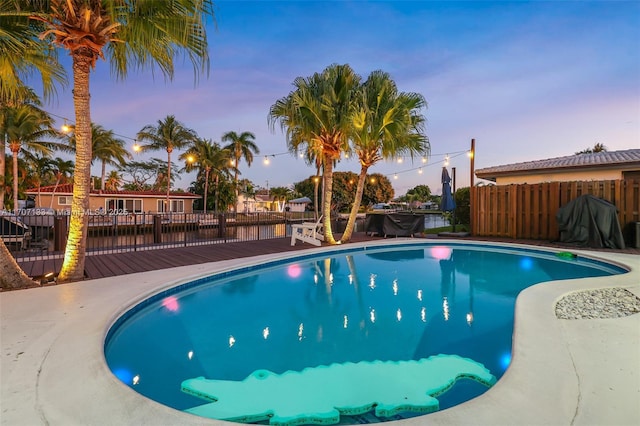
104, 244, 620, 423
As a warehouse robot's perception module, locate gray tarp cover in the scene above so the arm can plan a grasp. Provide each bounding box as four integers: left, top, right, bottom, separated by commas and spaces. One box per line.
556, 194, 625, 249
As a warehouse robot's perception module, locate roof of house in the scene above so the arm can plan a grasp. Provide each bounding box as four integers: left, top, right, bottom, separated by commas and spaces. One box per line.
25, 184, 200, 198
475, 149, 640, 181
288, 197, 312, 204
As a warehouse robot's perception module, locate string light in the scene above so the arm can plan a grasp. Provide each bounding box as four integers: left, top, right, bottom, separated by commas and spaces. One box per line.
61, 119, 71, 133
46, 110, 472, 182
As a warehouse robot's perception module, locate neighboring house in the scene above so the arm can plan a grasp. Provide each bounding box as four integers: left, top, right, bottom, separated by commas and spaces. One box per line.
475, 149, 640, 185
25, 184, 200, 213
236, 193, 280, 213
286, 197, 312, 212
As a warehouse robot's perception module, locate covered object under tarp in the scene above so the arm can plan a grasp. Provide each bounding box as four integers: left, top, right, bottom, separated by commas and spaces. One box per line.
556, 194, 625, 249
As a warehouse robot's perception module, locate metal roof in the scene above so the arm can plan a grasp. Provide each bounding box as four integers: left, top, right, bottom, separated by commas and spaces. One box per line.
475, 149, 640, 180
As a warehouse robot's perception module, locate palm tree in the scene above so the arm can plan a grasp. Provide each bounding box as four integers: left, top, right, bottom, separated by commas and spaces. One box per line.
2, 104, 60, 212
269, 64, 361, 244
137, 115, 197, 213
180, 138, 232, 213
221, 130, 259, 208
0, 4, 66, 290
0, 7, 66, 105
5, 0, 213, 282
68, 123, 132, 190
341, 70, 429, 242
48, 156, 74, 208
1, 89, 47, 210
104, 170, 122, 191
269, 186, 291, 212
27, 153, 55, 207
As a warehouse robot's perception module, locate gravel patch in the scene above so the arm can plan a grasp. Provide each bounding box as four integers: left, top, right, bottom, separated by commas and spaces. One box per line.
555, 288, 640, 319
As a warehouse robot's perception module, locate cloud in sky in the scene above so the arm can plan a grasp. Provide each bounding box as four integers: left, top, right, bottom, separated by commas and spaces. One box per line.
46, 0, 640, 196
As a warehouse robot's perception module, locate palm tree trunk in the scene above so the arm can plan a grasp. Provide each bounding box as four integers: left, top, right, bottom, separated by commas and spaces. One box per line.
0, 138, 5, 210
0, 240, 33, 289
234, 152, 240, 211
58, 53, 93, 283
166, 150, 172, 212
101, 160, 106, 190
322, 156, 337, 244
49, 173, 61, 209
214, 173, 219, 213
11, 146, 18, 212
203, 168, 210, 214
340, 165, 368, 243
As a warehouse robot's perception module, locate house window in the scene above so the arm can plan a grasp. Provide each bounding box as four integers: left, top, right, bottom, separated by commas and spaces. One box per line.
58, 196, 72, 205
171, 199, 184, 213
157, 199, 184, 212
105, 198, 143, 213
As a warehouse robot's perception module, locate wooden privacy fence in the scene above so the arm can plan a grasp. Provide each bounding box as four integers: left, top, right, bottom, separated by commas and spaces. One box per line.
471, 179, 640, 240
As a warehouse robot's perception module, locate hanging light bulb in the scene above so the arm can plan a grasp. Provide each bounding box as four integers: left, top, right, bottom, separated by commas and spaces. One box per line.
397, 157, 403, 164
263, 156, 270, 165
61, 120, 71, 133
418, 167, 423, 174
132, 141, 141, 152
422, 156, 428, 163
393, 174, 398, 180
229, 159, 235, 166
444, 154, 450, 166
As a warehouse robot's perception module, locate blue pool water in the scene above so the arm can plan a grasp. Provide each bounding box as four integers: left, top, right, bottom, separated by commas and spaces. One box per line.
104, 243, 625, 424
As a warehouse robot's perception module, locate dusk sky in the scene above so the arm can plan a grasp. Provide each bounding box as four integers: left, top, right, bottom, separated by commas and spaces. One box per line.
44, 0, 640, 196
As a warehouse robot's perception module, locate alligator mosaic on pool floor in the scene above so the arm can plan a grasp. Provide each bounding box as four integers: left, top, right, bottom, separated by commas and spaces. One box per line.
555, 288, 640, 319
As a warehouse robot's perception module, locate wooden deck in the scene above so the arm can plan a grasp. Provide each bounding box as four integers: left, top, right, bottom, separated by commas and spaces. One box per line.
17, 233, 639, 281
18, 233, 378, 280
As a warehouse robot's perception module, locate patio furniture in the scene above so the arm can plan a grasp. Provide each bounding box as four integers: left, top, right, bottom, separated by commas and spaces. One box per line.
291, 216, 324, 246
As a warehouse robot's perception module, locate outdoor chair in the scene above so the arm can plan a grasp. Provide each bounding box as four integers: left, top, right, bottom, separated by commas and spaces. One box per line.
290, 216, 324, 246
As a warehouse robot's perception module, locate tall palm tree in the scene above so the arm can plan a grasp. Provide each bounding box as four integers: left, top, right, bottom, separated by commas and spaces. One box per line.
137, 115, 197, 212
2, 103, 59, 212
180, 138, 232, 213
5, 0, 213, 282
269, 64, 361, 244
341, 71, 429, 242
68, 123, 132, 190
0, 3, 66, 290
1, 88, 46, 210
221, 130, 259, 208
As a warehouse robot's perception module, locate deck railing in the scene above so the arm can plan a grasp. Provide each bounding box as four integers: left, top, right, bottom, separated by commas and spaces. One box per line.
2, 211, 317, 262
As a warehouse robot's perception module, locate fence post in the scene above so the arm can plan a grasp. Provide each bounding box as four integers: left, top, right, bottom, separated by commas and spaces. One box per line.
53, 215, 68, 252
218, 213, 226, 240
184, 213, 188, 247
133, 213, 138, 252
153, 214, 162, 244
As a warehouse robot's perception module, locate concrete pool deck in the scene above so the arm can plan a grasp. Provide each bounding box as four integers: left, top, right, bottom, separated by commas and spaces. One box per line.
1, 239, 639, 426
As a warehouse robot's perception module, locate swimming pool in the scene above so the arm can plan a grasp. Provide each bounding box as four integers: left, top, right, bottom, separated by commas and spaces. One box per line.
104, 243, 626, 425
